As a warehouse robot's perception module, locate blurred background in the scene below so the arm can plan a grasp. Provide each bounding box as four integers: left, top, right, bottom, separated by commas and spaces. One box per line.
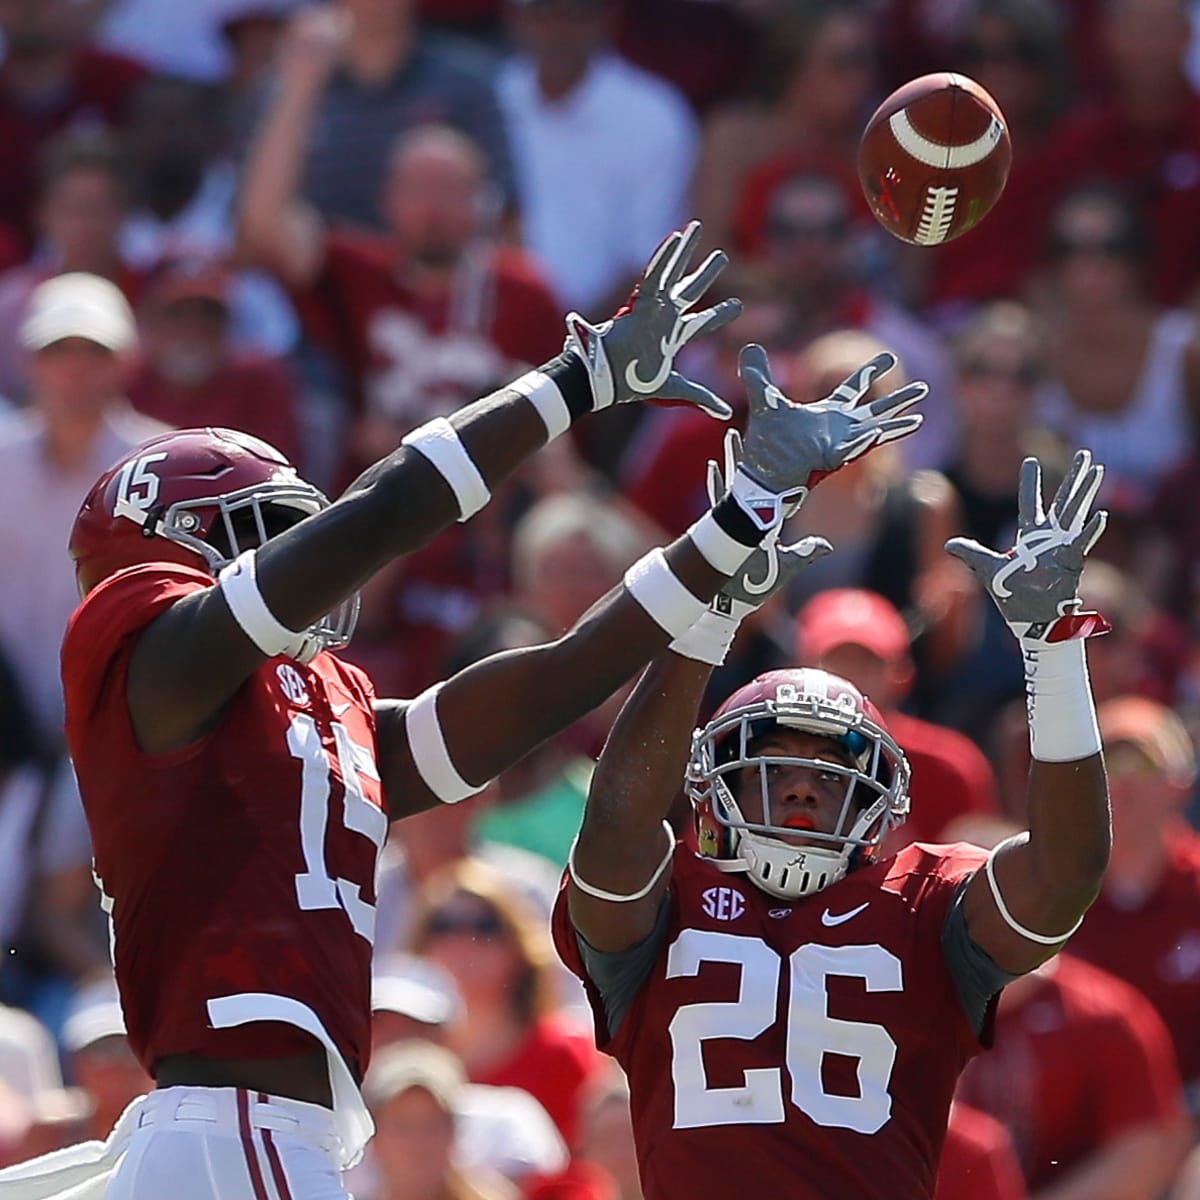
4, 0, 1200, 1195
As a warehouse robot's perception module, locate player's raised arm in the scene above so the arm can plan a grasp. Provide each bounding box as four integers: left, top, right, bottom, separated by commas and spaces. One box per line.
374, 342, 925, 842
115, 222, 739, 752
951, 451, 1112, 974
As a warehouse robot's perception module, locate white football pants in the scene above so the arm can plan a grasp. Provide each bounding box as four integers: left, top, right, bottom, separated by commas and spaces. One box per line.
105, 1087, 349, 1200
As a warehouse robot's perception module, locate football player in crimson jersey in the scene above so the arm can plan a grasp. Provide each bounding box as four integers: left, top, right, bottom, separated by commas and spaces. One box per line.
3, 222, 932, 1200
555, 359, 1113, 1200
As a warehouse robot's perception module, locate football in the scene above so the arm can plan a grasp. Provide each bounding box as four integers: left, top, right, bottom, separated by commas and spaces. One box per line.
857, 72, 1012, 246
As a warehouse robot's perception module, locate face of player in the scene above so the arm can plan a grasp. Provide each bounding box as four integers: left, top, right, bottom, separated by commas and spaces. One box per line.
732, 728, 859, 847
384, 143, 484, 269
370, 1086, 455, 1193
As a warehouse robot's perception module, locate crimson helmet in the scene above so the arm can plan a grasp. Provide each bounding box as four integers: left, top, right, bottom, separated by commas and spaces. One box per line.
686, 668, 910, 900
69, 427, 358, 658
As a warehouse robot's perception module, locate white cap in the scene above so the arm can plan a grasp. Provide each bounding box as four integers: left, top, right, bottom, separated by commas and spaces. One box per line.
62, 998, 127, 1054
363, 1041, 466, 1113
0, 1005, 90, 1124
371, 955, 463, 1027
19, 272, 138, 353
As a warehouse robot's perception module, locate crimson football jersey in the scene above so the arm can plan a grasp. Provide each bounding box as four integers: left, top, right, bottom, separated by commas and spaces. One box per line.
61, 564, 387, 1077
552, 840, 991, 1200
1067, 832, 1200, 1091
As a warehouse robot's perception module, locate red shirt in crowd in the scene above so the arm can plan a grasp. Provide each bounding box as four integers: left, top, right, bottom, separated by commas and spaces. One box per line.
292, 230, 563, 430
1067, 830, 1200, 1093
127, 354, 303, 469
934, 1103, 1026, 1200
0, 48, 147, 250
955, 955, 1186, 1194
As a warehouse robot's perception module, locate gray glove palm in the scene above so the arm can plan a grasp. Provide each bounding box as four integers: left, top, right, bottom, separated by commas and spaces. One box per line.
565, 221, 742, 418
945, 450, 1110, 642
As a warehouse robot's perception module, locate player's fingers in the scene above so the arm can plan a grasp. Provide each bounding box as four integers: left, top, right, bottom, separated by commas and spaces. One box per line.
705, 457, 723, 506
1016, 457, 1045, 533
782, 535, 834, 564
827, 351, 896, 406
639, 228, 681, 293
661, 220, 702, 291
1079, 508, 1109, 557
864, 380, 929, 420
678, 298, 743, 347
661, 371, 733, 420
944, 537, 1006, 578
1049, 448, 1090, 523
674, 249, 729, 307
871, 414, 925, 445
1059, 460, 1104, 533
722, 426, 743, 484
836, 428, 879, 464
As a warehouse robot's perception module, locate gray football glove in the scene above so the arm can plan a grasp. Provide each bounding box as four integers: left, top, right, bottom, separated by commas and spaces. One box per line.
727, 343, 928, 531
945, 450, 1110, 643
564, 221, 742, 418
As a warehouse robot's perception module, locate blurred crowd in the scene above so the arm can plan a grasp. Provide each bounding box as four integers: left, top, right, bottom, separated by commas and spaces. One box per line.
4, 0, 1200, 1195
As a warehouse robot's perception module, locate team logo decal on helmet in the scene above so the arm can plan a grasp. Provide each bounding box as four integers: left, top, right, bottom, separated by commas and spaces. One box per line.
686, 668, 910, 900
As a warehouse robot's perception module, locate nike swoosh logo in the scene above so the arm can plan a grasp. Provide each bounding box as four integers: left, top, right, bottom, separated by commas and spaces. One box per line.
331, 701, 353, 715
821, 902, 869, 927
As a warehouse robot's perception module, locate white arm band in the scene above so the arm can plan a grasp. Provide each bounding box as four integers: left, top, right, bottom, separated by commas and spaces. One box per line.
568, 821, 675, 902
985, 834, 1085, 946
218, 550, 304, 657
401, 417, 491, 521
669, 605, 740, 666
1022, 637, 1102, 762
623, 548, 709, 638
686, 509, 756, 576
511, 369, 572, 441
405, 683, 488, 804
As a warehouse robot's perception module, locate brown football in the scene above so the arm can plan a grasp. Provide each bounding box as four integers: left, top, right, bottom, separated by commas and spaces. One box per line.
858, 72, 1012, 246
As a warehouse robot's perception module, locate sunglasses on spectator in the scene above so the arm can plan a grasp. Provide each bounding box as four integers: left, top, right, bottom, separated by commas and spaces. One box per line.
426, 910, 505, 939
961, 358, 1040, 386
767, 216, 848, 242
1049, 235, 1139, 260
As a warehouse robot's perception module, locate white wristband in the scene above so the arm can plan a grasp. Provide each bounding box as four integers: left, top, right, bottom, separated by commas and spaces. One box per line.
218, 550, 304, 657
686, 509, 756, 576
405, 683, 488, 804
511, 369, 571, 441
568, 821, 675, 902
624, 548, 708, 638
1022, 637, 1101, 762
402, 417, 490, 521
669, 605, 740, 665
985, 834, 1085, 945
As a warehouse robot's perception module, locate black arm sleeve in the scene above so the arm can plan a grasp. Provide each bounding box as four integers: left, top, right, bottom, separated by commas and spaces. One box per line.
575, 894, 671, 1038
940, 876, 1022, 1037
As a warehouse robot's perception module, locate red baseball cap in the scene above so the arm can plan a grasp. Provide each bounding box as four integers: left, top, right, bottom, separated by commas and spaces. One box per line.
795, 588, 911, 664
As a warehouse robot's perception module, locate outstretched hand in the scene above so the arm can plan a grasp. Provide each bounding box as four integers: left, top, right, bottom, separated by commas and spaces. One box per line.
564, 221, 742, 418
945, 450, 1110, 642
736, 343, 927, 498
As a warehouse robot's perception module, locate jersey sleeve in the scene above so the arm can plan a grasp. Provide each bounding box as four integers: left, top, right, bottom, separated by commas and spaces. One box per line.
61, 563, 212, 725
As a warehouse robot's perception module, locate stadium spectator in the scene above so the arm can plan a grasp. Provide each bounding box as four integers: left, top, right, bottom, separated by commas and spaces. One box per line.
956, 954, 1191, 1198
362, 1040, 520, 1200
498, 0, 698, 315
121, 76, 298, 357
0, 272, 165, 754
1066, 697, 1200, 1110
220, 1, 297, 106
244, 0, 515, 232
410, 859, 607, 1148
126, 258, 303, 467
61, 979, 153, 1143
574, 1064, 640, 1200
794, 587, 1000, 848
239, 18, 561, 454
920, 0, 1074, 317
747, 169, 954, 469
0, 0, 147, 252
1040, 0, 1200, 307
696, 0, 877, 253
1033, 182, 1200, 509
0, 132, 140, 404
934, 1103, 1026, 1200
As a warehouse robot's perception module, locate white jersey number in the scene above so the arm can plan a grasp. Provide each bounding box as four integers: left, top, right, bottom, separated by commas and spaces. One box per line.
287, 713, 387, 943
667, 929, 902, 1134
